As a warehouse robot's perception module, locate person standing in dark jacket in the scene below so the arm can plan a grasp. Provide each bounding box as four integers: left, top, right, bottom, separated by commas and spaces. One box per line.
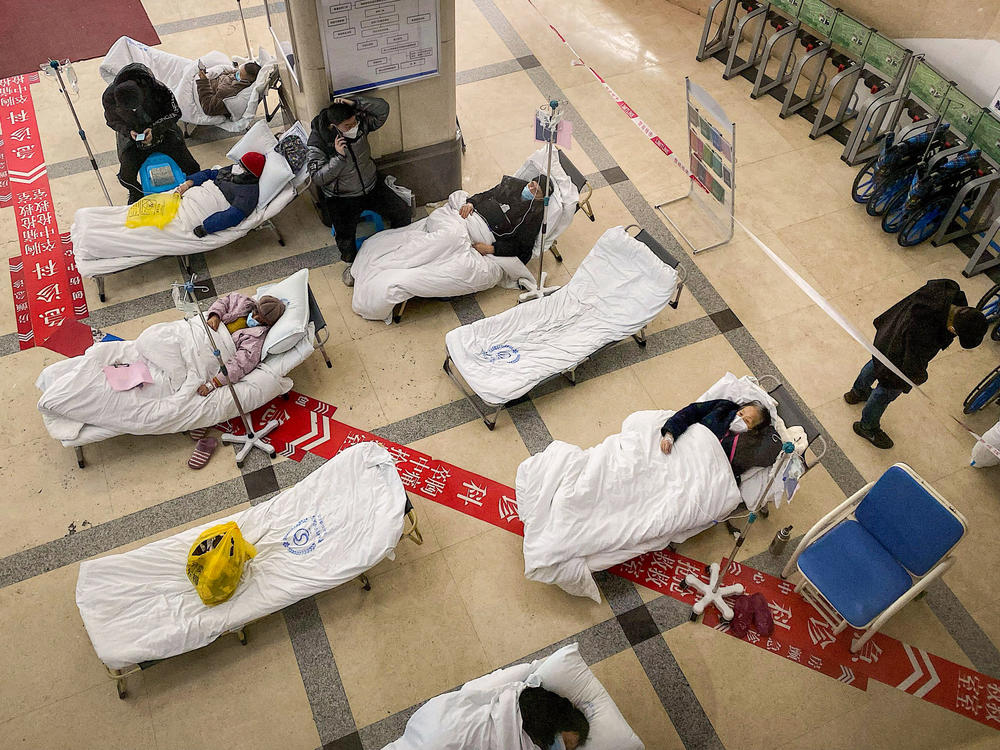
174, 151, 265, 236
306, 95, 412, 285
844, 279, 988, 449
102, 63, 200, 204
659, 399, 778, 477
457, 174, 550, 264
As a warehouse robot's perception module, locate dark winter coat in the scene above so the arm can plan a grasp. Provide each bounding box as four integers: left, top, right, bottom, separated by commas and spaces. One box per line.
187, 166, 260, 233
467, 176, 544, 264
660, 399, 780, 477
306, 95, 389, 198
871, 279, 966, 392
102, 63, 182, 158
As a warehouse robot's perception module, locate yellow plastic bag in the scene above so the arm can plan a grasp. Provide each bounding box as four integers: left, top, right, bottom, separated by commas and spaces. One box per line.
125, 192, 181, 230
186, 522, 257, 606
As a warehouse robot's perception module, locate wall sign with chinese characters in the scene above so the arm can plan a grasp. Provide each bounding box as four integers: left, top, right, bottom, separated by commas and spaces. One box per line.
0, 73, 87, 350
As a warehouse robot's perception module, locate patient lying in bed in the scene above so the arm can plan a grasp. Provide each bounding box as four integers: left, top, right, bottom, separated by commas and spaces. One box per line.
176, 151, 265, 236
197, 292, 285, 396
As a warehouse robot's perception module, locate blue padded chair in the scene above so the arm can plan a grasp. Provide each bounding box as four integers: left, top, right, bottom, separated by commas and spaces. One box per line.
139, 153, 187, 195
781, 464, 967, 653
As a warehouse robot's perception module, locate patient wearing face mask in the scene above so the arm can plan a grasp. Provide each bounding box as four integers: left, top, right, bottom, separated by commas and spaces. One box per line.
519, 686, 590, 750
196, 293, 286, 396
658, 398, 777, 477
456, 173, 551, 264
174, 151, 266, 237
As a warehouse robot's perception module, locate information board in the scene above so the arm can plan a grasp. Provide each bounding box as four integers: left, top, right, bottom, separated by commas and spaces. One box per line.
316, 0, 440, 96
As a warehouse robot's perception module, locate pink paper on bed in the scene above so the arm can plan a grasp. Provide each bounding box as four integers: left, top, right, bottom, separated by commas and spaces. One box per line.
103, 362, 153, 391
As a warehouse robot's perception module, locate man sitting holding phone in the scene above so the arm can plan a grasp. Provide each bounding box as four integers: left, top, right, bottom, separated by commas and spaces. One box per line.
195, 60, 262, 118
102, 63, 201, 204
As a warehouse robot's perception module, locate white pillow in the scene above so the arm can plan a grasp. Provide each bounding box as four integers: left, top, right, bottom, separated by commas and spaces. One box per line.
227, 119, 278, 161
256, 268, 310, 357
255, 150, 294, 208
529, 644, 644, 750
223, 87, 256, 120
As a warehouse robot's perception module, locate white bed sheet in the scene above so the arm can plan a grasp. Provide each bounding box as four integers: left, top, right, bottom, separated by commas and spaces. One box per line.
350, 190, 531, 322
446, 226, 678, 405
515, 373, 807, 602
100, 36, 277, 132
36, 317, 315, 448
76, 443, 406, 670
72, 180, 296, 277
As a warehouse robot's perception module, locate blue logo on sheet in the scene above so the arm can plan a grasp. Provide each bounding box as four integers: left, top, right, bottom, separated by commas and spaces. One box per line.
283, 515, 327, 555
478, 344, 520, 364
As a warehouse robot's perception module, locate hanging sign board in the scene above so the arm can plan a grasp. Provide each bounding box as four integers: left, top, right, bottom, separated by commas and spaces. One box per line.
316, 0, 440, 96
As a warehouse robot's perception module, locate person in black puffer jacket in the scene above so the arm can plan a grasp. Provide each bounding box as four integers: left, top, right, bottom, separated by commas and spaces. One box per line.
102, 63, 200, 204
306, 95, 412, 284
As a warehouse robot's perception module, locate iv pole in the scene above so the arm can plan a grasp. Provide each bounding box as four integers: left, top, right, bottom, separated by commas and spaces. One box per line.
518, 99, 562, 303
179, 274, 280, 465
42, 59, 113, 206
235, 0, 253, 58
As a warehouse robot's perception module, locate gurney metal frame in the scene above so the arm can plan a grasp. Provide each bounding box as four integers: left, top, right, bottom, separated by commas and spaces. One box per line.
107, 497, 423, 699
73, 283, 333, 469
443, 225, 687, 430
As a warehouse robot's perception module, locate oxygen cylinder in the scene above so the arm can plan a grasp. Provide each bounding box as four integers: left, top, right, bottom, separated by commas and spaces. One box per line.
769, 525, 793, 555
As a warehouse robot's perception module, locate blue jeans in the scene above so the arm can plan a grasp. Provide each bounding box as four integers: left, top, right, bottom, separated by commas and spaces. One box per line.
852, 359, 903, 430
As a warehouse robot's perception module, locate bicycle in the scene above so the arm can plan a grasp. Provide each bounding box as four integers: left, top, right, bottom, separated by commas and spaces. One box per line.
853, 129, 950, 214
881, 150, 983, 246
963, 364, 1000, 414
976, 282, 1000, 342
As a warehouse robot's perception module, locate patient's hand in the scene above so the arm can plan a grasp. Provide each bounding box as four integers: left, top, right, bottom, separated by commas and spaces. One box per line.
207, 314, 221, 331
175, 180, 193, 196
659, 435, 674, 455
459, 202, 474, 219
196, 384, 212, 397
473, 242, 494, 255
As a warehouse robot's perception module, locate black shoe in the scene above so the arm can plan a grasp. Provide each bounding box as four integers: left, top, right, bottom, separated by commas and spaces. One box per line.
843, 389, 865, 405
853, 421, 893, 449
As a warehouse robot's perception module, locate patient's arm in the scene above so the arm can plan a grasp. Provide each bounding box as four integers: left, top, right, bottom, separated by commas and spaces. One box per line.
214, 335, 263, 385
200, 205, 248, 234
661, 399, 731, 439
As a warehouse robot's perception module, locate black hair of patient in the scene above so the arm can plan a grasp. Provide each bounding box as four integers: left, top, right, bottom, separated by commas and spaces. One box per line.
519, 686, 590, 747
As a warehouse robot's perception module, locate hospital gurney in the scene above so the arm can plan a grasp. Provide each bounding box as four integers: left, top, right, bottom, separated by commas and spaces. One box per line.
443, 225, 686, 429
35, 269, 333, 468
75, 443, 424, 698
384, 146, 583, 324
72, 121, 309, 301
100, 36, 282, 133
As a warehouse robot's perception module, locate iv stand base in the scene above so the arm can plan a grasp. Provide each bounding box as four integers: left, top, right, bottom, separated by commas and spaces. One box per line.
221, 419, 280, 465
517, 271, 561, 303
685, 562, 745, 621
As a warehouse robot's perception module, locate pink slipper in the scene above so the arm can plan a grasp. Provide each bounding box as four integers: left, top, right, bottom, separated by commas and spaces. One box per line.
188, 437, 218, 469
189, 427, 209, 441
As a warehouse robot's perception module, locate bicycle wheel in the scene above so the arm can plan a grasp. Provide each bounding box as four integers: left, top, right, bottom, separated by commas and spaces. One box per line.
978, 283, 1000, 342
963, 365, 1000, 414
897, 200, 947, 247
852, 158, 878, 203
866, 174, 909, 216
880, 190, 909, 233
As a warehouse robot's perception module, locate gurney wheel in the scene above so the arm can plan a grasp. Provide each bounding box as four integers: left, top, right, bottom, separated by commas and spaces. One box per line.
704, 564, 712, 575
679, 580, 688, 590
689, 611, 698, 622
278, 239, 286, 247
236, 628, 247, 645
116, 680, 127, 700
99, 293, 106, 303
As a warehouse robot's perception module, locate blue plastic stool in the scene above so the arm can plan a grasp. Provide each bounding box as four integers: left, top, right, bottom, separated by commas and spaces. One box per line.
331, 210, 385, 250
139, 153, 186, 194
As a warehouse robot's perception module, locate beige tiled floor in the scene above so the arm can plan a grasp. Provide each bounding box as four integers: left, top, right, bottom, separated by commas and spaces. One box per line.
3, 0, 999, 748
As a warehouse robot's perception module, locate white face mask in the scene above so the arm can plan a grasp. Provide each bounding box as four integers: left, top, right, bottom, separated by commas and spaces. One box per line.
729, 415, 749, 434
341, 124, 359, 139
231, 163, 245, 175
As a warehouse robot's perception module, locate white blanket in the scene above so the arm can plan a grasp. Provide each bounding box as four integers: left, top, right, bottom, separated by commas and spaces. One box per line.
71, 180, 296, 276
35, 315, 309, 443
351, 190, 532, 322
76, 443, 407, 669
446, 226, 678, 405
100, 36, 277, 132
516, 411, 742, 602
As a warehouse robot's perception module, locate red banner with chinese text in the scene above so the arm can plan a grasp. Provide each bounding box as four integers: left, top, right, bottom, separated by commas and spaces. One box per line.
0, 74, 87, 349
